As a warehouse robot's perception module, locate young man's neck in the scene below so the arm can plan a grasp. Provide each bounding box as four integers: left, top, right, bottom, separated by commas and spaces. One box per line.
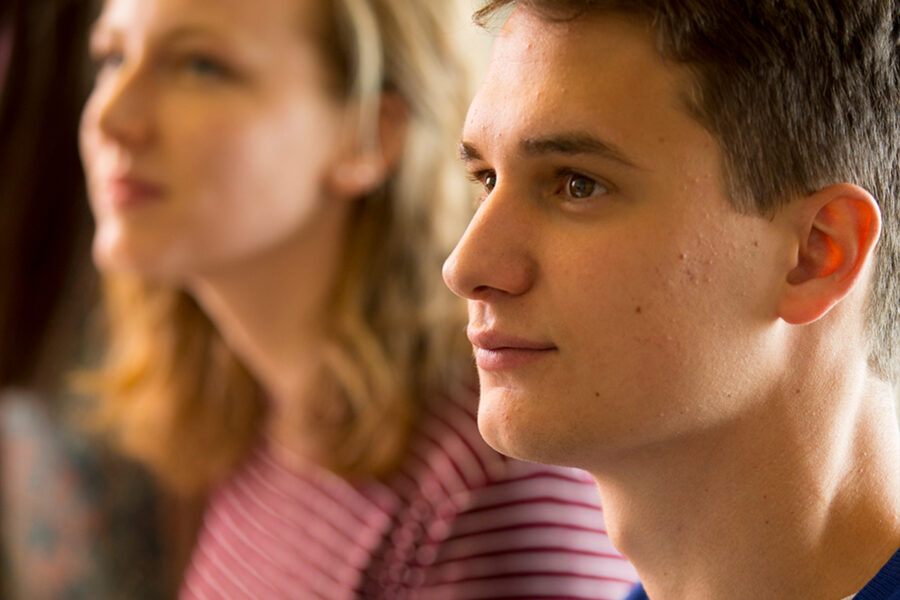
593, 376, 900, 600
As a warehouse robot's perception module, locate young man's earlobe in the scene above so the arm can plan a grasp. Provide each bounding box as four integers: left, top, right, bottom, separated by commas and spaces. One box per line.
777, 183, 881, 325
327, 92, 408, 200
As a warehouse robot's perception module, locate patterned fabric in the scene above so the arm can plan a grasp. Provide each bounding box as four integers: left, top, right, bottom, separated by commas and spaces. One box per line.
182, 394, 637, 599
1, 391, 168, 600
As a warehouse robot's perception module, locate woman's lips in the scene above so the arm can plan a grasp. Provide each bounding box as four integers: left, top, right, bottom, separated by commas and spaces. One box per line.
467, 328, 557, 372
103, 175, 166, 209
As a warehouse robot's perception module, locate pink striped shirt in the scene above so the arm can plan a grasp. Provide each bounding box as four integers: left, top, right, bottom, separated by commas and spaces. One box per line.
180, 394, 636, 599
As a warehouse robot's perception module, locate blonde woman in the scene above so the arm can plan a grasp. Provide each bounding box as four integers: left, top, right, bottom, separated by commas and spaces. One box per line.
79, 0, 637, 596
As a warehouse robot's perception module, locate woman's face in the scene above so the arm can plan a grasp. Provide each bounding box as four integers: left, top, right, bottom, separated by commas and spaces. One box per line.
80, 0, 351, 280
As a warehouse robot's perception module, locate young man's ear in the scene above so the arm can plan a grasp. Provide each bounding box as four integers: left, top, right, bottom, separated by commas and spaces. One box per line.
326, 92, 408, 199
777, 183, 881, 325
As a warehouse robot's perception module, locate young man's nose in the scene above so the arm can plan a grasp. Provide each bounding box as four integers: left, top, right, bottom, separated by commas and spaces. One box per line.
442, 182, 536, 300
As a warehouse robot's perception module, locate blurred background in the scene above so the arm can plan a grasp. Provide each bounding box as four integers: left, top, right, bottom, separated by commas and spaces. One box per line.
2, 0, 226, 597
0, 0, 494, 598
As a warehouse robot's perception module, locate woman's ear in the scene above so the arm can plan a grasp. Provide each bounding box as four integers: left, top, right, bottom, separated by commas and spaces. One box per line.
326, 92, 408, 200
777, 183, 881, 325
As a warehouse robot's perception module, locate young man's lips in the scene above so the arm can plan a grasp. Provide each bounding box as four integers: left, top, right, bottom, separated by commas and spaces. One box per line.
467, 329, 557, 372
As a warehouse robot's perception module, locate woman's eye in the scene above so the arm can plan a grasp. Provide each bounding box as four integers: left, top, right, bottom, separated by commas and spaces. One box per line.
565, 173, 603, 199
180, 54, 230, 79
91, 50, 124, 75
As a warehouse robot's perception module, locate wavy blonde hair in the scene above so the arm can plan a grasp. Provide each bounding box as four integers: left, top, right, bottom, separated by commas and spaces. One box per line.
86, 0, 478, 493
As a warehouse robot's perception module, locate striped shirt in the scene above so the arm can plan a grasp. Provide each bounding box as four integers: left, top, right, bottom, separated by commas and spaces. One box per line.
180, 394, 636, 599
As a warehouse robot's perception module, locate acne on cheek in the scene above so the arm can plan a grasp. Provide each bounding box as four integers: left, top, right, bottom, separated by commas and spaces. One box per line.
674, 246, 724, 287
645, 249, 722, 323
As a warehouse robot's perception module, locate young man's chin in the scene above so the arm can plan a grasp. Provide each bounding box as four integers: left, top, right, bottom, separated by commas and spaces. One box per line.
476, 386, 533, 458
476, 385, 578, 467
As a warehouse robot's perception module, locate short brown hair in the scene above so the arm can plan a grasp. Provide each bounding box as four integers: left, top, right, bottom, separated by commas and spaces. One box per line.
477, 0, 900, 381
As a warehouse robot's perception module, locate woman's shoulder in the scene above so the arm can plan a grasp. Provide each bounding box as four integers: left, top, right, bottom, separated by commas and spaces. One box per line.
375, 390, 638, 598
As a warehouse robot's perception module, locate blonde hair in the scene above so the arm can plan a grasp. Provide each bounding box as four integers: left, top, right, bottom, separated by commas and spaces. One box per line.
86, 0, 477, 493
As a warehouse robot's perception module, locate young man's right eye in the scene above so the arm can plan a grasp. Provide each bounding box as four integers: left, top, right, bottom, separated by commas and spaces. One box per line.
563, 172, 605, 199
468, 170, 497, 196
552, 169, 612, 206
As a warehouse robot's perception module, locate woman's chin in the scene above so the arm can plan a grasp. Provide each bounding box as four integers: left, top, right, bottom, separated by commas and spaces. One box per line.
92, 238, 185, 283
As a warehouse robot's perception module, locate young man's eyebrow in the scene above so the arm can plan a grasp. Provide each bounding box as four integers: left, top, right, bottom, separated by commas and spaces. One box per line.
520, 132, 640, 169
458, 134, 641, 169
458, 141, 482, 163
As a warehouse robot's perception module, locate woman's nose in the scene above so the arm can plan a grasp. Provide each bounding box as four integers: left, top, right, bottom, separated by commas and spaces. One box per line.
86, 60, 154, 150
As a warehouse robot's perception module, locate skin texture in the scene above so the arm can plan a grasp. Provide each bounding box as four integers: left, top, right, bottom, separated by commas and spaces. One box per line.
444, 8, 900, 600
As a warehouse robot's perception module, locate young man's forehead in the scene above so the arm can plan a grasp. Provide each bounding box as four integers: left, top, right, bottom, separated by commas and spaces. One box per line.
462, 7, 705, 160
478, 0, 656, 27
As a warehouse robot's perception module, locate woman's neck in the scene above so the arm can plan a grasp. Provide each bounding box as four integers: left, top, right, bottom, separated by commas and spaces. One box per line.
186, 199, 350, 411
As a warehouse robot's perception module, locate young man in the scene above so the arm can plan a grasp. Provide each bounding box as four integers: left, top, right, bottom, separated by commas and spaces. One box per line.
443, 1, 900, 598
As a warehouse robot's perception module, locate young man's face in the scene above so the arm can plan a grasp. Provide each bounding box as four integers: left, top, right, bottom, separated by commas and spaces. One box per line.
443, 9, 794, 470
